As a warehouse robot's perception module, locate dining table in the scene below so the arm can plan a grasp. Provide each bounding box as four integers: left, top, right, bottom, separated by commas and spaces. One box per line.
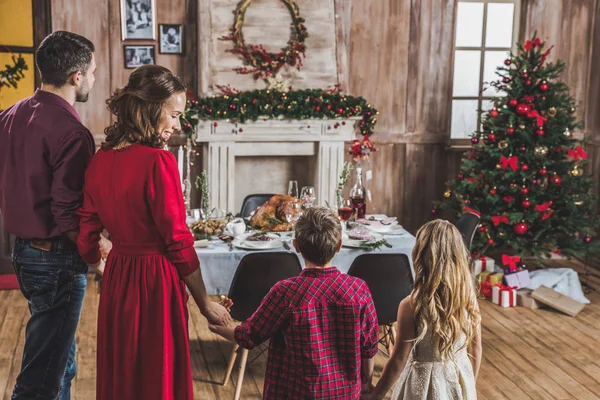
194, 215, 416, 295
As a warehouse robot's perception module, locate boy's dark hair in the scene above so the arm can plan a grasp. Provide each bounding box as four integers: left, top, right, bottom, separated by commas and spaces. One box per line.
294, 207, 342, 266
36, 31, 95, 87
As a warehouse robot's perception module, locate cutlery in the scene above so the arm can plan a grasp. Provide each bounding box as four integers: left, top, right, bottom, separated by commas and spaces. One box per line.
227, 238, 233, 252
283, 241, 291, 251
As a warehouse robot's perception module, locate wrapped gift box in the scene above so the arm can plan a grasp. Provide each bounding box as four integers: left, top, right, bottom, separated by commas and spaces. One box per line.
517, 289, 545, 310
504, 269, 531, 289
479, 272, 504, 298
492, 284, 517, 308
473, 257, 496, 275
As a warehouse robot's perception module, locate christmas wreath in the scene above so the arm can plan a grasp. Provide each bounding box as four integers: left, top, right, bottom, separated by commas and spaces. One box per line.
219, 0, 308, 79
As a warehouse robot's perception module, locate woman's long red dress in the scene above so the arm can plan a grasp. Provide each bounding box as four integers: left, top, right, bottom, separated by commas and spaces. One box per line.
77, 144, 199, 400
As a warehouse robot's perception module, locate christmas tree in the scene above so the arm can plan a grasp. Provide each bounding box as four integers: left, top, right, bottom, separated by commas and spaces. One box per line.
436, 35, 599, 259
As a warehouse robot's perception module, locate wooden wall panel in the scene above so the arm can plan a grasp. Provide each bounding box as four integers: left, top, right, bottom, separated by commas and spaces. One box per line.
51, 0, 111, 138
521, 0, 596, 125
588, 0, 600, 141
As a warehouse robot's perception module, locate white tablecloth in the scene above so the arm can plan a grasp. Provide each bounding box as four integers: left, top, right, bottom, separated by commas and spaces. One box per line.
196, 229, 416, 295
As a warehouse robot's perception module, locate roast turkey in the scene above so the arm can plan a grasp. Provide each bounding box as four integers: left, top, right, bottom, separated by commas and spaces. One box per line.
249, 195, 302, 232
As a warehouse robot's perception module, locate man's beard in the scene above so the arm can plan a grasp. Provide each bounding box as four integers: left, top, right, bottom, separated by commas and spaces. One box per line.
76, 78, 90, 102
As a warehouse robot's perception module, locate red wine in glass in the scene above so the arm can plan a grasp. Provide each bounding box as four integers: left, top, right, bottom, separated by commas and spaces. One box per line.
351, 196, 366, 219
338, 206, 354, 221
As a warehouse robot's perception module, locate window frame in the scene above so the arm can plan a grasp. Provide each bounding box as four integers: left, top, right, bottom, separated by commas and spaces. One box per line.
448, 0, 521, 148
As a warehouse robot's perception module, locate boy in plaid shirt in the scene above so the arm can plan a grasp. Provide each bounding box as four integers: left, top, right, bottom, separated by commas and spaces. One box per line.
210, 206, 379, 399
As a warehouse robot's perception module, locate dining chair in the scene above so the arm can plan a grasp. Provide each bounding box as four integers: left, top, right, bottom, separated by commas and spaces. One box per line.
454, 212, 481, 250
347, 253, 413, 356
238, 194, 275, 218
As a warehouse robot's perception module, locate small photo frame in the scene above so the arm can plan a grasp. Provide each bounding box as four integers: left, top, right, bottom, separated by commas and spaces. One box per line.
120, 0, 156, 40
124, 45, 155, 69
159, 24, 183, 54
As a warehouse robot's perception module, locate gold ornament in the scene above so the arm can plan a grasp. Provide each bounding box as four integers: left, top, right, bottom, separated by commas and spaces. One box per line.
496, 163, 502, 170
571, 166, 582, 177
569, 107, 576, 113
443, 189, 452, 199
574, 200, 584, 206
563, 128, 571, 138
534, 145, 549, 158
548, 107, 557, 117
498, 140, 508, 150
519, 124, 526, 130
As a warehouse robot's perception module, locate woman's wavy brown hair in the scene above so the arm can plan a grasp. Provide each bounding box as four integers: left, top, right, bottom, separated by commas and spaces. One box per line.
411, 219, 481, 361
102, 65, 186, 149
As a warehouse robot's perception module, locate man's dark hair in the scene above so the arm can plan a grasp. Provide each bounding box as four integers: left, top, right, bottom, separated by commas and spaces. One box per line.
35, 31, 95, 87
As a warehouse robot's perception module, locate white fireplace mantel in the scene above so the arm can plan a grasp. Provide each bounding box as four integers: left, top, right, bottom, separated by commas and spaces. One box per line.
195, 117, 359, 213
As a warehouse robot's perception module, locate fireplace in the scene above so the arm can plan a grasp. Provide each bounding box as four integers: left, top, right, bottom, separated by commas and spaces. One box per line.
196, 117, 358, 213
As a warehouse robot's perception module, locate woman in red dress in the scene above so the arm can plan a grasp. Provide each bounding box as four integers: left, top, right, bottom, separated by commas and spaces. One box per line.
77, 65, 231, 399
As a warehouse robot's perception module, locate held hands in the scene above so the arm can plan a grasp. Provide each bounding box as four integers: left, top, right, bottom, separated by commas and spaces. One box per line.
202, 297, 233, 326
90, 258, 106, 277
99, 236, 113, 259
359, 382, 376, 400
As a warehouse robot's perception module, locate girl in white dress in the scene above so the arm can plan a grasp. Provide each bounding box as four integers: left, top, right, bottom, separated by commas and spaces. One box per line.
362, 219, 482, 400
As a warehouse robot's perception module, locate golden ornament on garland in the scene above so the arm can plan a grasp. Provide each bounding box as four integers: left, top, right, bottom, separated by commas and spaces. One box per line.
443, 189, 452, 199
548, 107, 557, 117
570, 166, 582, 177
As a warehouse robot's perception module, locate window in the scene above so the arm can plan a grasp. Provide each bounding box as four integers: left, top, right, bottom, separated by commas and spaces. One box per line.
450, 0, 520, 140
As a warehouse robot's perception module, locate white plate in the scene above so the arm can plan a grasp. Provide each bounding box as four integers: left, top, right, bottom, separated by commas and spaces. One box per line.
232, 233, 284, 250
342, 232, 383, 248
362, 223, 403, 234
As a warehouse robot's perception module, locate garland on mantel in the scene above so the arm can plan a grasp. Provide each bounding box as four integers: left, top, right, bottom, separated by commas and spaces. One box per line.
181, 87, 379, 158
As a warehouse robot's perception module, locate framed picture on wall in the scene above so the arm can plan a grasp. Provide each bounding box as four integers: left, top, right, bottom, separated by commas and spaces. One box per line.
120, 0, 156, 40
124, 45, 155, 69
159, 24, 183, 54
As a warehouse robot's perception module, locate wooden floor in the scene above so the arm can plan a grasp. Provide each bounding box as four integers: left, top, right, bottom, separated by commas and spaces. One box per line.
1, 261, 600, 399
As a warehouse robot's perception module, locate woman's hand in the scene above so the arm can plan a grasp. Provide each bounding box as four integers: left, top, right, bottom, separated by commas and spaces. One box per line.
202, 301, 232, 326
90, 258, 106, 276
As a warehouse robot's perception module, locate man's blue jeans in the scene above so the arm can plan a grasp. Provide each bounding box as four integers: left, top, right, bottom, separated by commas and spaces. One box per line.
11, 237, 88, 400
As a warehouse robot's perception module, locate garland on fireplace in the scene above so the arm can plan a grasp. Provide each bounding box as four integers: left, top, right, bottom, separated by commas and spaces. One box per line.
219, 0, 308, 79
181, 87, 379, 159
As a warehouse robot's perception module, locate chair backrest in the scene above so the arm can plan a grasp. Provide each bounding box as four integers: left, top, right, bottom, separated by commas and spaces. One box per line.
228, 252, 302, 321
239, 194, 276, 218
454, 213, 480, 250
347, 254, 413, 325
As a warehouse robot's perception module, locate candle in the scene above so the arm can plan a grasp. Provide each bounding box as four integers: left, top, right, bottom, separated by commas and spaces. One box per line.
177, 145, 184, 187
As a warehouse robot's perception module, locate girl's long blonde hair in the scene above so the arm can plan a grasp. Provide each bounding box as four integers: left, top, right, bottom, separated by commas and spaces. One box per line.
411, 219, 480, 360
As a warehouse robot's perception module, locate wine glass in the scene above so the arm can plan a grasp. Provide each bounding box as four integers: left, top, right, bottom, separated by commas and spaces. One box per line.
300, 186, 315, 208
285, 201, 302, 227
338, 199, 354, 232
288, 180, 299, 198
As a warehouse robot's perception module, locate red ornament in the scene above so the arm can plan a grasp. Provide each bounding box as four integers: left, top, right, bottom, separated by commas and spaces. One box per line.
488, 133, 496, 141
487, 238, 495, 245
507, 126, 515, 134
327, 104, 332, 111
516, 104, 530, 115
239, 128, 244, 133
550, 175, 562, 185
252, 99, 257, 104
509, 98, 518, 107
536, 127, 544, 136
479, 225, 488, 233
584, 236, 592, 244
539, 168, 547, 175
521, 163, 529, 171
522, 72, 529, 79
207, 108, 213, 114
504, 196, 514, 203
431, 208, 438, 215
337, 107, 344, 114
490, 109, 499, 118
183, 123, 192, 130
471, 137, 479, 144
521, 187, 529, 195
490, 188, 497, 195
525, 79, 532, 86
315, 106, 321, 112
458, 173, 464, 180
213, 122, 218, 127
503, 77, 510, 83
519, 146, 526, 152
522, 199, 531, 208
541, 96, 547, 101
504, 59, 512, 66
532, 179, 538, 184
540, 82, 549, 91
514, 222, 529, 235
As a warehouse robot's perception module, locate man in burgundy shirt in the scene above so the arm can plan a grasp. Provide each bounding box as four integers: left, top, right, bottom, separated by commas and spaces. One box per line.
0, 31, 108, 400
210, 207, 379, 399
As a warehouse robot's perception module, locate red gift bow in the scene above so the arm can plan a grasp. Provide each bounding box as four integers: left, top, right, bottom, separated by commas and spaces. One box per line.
568, 146, 588, 160
464, 206, 481, 217
527, 110, 547, 127
492, 215, 509, 226
524, 38, 541, 51
500, 156, 519, 171
502, 254, 521, 272
535, 201, 553, 220
495, 283, 518, 307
